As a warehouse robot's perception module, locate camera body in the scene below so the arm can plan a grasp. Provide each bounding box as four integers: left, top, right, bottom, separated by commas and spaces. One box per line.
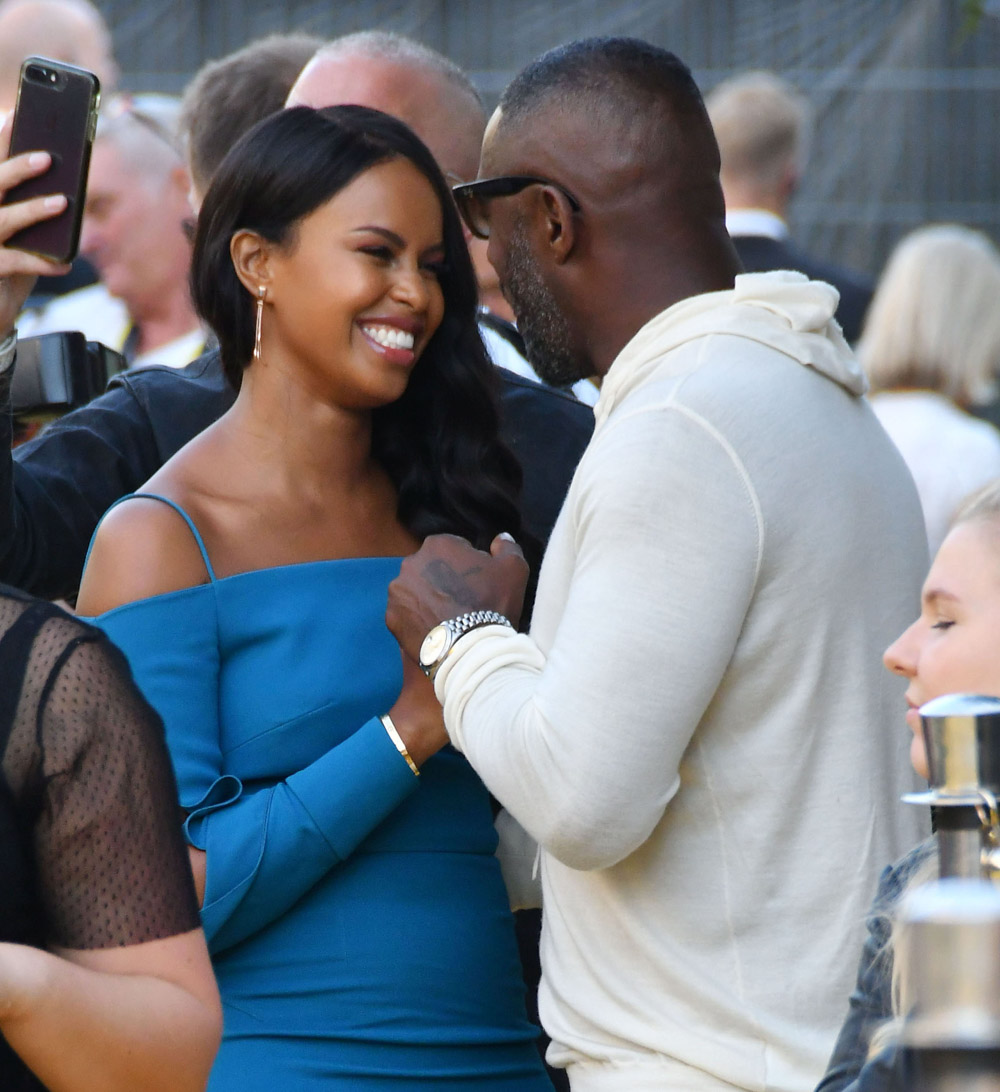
10, 332, 123, 434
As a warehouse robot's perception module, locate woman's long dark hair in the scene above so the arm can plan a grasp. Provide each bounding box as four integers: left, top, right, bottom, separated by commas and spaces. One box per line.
191, 104, 521, 550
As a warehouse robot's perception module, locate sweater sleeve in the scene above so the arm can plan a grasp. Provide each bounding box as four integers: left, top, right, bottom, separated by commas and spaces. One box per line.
94, 592, 420, 956
437, 399, 762, 870
1, 352, 159, 600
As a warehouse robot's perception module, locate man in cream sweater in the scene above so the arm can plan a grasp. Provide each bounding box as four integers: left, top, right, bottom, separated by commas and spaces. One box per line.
387, 38, 927, 1092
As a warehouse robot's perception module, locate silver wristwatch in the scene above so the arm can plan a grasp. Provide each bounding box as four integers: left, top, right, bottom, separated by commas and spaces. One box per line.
419, 609, 513, 681
0, 328, 16, 376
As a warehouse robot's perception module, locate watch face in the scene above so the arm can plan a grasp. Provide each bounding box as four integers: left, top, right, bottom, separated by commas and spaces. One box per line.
420, 623, 450, 667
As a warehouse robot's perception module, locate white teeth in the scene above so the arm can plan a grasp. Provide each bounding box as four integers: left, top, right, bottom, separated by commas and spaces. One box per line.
362, 325, 415, 351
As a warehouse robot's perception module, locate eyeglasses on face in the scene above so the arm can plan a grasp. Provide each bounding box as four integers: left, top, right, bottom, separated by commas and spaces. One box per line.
452, 175, 581, 240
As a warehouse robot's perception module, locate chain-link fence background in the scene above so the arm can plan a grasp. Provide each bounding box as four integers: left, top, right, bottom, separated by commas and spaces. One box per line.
95, 0, 1000, 279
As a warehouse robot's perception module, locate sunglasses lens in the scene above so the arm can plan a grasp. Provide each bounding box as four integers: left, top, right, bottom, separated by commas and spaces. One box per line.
456, 190, 490, 240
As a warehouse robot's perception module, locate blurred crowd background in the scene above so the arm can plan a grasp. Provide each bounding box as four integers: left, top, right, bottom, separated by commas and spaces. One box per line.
94, 0, 1000, 280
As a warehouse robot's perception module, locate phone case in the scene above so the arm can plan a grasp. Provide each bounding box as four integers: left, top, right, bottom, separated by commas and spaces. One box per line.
2, 57, 101, 263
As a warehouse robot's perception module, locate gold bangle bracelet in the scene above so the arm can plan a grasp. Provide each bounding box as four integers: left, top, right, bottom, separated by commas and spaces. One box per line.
379, 713, 420, 777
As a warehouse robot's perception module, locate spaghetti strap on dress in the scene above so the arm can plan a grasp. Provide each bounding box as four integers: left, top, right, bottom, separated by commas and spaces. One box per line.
87, 492, 218, 581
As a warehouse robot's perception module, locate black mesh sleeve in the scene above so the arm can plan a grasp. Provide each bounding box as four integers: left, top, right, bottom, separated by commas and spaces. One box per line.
3, 604, 200, 949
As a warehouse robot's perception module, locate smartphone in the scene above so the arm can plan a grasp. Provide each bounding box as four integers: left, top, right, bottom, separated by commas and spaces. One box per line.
1, 57, 101, 263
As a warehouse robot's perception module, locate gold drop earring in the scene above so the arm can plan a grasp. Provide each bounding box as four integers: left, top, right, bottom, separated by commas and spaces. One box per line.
253, 285, 267, 360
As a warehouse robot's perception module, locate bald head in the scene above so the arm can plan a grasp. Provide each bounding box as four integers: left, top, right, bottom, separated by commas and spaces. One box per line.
0, 0, 117, 112
287, 32, 485, 182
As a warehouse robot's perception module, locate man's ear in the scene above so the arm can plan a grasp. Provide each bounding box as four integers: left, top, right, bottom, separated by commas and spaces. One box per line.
538, 185, 577, 265
230, 229, 272, 298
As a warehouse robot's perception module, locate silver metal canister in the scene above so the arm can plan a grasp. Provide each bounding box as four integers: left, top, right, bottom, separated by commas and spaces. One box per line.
899, 878, 1000, 1091
919, 694, 1000, 798
904, 694, 1000, 880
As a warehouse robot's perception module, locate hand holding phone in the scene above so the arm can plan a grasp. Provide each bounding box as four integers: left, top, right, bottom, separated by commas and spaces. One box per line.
0, 57, 100, 264
0, 112, 72, 336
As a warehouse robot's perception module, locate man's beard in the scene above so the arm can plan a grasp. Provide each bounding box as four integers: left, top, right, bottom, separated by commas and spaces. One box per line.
502, 223, 587, 388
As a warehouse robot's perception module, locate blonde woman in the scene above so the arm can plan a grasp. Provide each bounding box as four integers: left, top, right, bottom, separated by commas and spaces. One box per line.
859, 224, 1000, 555
818, 477, 1000, 1092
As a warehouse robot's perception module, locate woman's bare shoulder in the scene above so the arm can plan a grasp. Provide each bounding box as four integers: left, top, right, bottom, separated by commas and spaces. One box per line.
77, 422, 240, 616
76, 492, 212, 617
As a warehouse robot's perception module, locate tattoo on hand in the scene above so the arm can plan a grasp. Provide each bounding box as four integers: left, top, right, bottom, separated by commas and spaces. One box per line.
424, 560, 483, 607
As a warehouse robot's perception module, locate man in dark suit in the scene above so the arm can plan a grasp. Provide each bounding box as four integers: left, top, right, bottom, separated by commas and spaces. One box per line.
706, 70, 873, 344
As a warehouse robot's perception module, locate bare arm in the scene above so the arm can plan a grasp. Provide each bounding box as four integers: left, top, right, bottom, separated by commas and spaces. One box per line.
0, 930, 221, 1092
0, 603, 222, 1092
76, 495, 214, 614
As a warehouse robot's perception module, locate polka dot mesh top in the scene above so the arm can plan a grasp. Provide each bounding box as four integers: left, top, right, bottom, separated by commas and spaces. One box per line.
0, 586, 200, 952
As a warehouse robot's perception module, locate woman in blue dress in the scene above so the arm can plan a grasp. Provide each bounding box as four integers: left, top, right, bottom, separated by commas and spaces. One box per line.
76, 104, 551, 1091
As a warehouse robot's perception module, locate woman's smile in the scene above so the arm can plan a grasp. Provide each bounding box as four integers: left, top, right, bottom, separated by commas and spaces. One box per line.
358, 316, 425, 367
256, 157, 446, 406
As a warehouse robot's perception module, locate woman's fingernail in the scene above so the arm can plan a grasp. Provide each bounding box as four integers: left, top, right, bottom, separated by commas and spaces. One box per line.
44, 194, 65, 209
498, 532, 516, 543
28, 152, 49, 168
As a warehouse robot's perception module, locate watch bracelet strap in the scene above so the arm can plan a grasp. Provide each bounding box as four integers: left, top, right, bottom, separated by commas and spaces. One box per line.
426, 609, 514, 683
0, 328, 16, 375
447, 609, 514, 641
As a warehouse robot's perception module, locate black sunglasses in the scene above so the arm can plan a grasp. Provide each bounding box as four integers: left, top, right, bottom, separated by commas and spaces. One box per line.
452, 175, 581, 240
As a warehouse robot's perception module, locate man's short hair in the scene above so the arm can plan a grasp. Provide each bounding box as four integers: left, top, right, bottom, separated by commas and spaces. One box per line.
179, 33, 323, 195
497, 36, 707, 138
705, 70, 810, 189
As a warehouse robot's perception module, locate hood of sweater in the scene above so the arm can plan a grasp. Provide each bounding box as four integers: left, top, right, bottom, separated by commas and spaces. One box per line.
594, 270, 867, 430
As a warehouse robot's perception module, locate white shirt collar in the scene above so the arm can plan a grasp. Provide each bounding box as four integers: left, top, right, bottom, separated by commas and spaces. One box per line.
725, 208, 790, 241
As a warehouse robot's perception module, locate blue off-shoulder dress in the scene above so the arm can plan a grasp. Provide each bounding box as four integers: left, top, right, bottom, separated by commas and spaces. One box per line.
87, 496, 551, 1091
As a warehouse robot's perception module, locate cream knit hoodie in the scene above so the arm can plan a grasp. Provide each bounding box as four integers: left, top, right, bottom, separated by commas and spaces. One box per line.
437, 272, 928, 1092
